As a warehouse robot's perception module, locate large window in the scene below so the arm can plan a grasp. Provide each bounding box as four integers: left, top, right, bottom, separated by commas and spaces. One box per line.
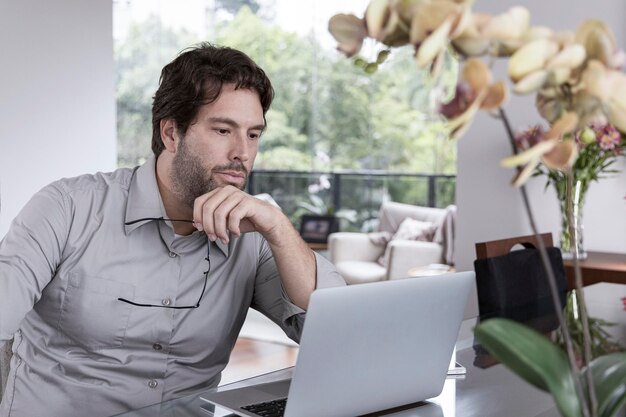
114, 0, 457, 170
113, 0, 457, 230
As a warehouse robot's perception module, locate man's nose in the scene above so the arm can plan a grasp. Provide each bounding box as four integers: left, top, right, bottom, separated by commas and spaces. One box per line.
229, 132, 250, 162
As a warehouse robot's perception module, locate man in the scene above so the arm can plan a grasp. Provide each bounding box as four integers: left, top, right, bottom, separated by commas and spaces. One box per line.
0, 43, 345, 417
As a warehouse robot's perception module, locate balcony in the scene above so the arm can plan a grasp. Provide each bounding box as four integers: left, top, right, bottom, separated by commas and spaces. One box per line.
248, 170, 456, 232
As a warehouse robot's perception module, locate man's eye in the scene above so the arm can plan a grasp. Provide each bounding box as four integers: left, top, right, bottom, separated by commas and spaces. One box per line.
216, 128, 230, 135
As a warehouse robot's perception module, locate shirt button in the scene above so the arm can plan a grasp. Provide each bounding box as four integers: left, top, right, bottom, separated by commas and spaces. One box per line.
152, 343, 163, 351
148, 379, 158, 389
161, 298, 172, 306
168, 251, 177, 258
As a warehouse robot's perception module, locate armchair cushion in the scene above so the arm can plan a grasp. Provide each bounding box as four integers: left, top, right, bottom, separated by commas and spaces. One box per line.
371, 218, 438, 266
376, 201, 456, 265
334, 261, 387, 285
386, 240, 443, 280
392, 218, 437, 242
328, 232, 384, 264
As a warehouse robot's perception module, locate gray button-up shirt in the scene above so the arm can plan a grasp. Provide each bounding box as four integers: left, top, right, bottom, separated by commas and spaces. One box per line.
0, 157, 345, 417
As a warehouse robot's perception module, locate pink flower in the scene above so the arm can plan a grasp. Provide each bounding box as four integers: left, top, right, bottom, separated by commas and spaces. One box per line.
593, 124, 622, 150
515, 125, 546, 151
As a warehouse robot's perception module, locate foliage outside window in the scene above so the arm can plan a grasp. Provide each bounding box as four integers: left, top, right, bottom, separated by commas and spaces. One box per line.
113, 0, 458, 230
115, 1, 456, 169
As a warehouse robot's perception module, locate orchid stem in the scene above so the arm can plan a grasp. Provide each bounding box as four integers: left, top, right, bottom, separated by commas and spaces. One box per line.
498, 108, 592, 417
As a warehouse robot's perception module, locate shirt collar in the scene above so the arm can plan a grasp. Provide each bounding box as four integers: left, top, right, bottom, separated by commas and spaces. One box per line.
215, 239, 229, 256
124, 156, 229, 257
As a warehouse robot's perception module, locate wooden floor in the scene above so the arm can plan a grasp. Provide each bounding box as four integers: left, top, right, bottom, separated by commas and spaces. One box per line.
221, 337, 299, 385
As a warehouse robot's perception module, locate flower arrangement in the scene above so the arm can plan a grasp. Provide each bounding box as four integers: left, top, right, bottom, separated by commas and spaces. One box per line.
515, 123, 625, 184
514, 122, 626, 257
329, 1, 626, 416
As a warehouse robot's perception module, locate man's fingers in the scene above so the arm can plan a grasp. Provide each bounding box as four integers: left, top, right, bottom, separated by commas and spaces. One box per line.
194, 186, 252, 243
192, 189, 219, 232
209, 192, 246, 243
193, 187, 231, 238
193, 186, 280, 243
227, 202, 256, 236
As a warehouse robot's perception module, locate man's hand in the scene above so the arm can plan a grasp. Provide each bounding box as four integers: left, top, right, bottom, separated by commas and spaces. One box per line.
192, 185, 316, 309
192, 185, 286, 245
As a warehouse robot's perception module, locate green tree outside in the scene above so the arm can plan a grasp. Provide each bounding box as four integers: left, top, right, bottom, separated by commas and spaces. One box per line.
114, 5, 458, 230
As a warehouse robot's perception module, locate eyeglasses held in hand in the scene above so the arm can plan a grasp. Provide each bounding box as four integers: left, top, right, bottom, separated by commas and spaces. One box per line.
118, 217, 209, 309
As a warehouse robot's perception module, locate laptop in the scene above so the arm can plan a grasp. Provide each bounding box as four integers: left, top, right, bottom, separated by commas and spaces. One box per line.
200, 271, 473, 417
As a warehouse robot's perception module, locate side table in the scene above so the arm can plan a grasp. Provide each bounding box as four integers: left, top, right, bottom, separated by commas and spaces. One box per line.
563, 251, 626, 288
306, 242, 328, 251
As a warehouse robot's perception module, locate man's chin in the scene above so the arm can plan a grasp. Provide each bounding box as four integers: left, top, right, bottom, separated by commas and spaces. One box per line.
226, 182, 247, 191
212, 177, 247, 191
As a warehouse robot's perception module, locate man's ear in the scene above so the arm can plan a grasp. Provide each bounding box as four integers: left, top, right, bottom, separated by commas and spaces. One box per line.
160, 119, 180, 153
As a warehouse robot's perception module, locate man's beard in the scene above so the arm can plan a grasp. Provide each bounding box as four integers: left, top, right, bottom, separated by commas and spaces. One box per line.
170, 138, 248, 209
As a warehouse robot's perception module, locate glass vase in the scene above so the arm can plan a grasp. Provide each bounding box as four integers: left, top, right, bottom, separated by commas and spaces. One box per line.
558, 177, 587, 260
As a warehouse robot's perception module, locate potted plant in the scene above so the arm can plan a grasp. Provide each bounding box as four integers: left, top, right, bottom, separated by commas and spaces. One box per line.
295, 174, 357, 243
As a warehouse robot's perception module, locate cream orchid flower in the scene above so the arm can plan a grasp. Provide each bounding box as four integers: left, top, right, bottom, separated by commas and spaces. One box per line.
453, 6, 547, 58
582, 60, 626, 133
328, 14, 367, 57
576, 19, 625, 69
409, 1, 470, 76
501, 112, 579, 186
441, 58, 508, 139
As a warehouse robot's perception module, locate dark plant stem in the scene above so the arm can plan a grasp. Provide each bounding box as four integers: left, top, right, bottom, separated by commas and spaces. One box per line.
498, 108, 592, 417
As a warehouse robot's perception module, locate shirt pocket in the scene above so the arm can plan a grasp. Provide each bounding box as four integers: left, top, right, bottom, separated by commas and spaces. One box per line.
58, 273, 135, 350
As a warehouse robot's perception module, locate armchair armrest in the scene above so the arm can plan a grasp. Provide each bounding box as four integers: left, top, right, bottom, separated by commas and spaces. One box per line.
386, 241, 444, 280
328, 232, 384, 264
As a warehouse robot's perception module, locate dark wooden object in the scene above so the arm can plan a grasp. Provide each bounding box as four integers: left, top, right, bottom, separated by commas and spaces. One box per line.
475, 233, 553, 259
563, 251, 626, 288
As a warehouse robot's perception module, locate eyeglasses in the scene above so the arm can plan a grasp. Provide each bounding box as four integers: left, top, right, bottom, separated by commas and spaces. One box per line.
118, 217, 210, 309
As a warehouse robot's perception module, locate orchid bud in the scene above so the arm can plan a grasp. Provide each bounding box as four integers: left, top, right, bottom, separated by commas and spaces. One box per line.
579, 127, 596, 145
364, 63, 379, 74
376, 49, 391, 64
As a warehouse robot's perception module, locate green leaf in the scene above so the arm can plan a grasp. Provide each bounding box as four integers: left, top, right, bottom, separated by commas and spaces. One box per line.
309, 194, 326, 210
296, 202, 323, 215
585, 353, 626, 417
475, 318, 582, 417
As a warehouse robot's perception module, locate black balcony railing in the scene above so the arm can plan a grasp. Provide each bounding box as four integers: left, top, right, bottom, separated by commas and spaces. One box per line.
247, 170, 456, 233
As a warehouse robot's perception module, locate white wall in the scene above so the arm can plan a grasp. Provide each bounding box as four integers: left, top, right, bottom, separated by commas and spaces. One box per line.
0, 0, 116, 238
457, 0, 626, 317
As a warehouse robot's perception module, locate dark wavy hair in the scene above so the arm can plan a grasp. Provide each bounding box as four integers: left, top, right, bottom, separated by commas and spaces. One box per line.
151, 43, 274, 156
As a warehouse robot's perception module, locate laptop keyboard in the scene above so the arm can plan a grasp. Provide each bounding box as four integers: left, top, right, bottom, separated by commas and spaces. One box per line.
241, 398, 287, 417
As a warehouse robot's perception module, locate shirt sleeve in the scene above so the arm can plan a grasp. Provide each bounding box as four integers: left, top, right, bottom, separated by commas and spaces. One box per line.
0, 183, 69, 343
312, 251, 346, 289
251, 240, 346, 343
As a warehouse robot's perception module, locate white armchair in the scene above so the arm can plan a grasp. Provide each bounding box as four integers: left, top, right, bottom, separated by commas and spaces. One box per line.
328, 202, 456, 284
